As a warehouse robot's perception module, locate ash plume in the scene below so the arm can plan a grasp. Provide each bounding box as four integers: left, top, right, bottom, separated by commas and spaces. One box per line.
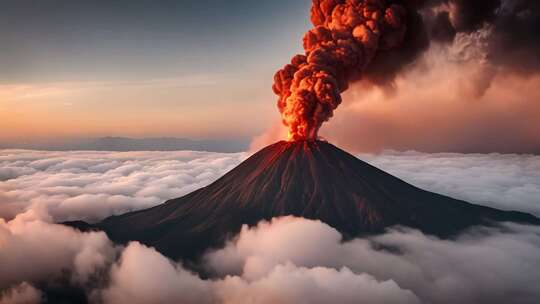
418, 0, 540, 73
272, 0, 540, 142
273, 0, 415, 141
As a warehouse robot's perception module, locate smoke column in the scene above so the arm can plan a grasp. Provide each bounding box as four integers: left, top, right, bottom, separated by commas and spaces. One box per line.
273, 0, 412, 141
272, 0, 540, 142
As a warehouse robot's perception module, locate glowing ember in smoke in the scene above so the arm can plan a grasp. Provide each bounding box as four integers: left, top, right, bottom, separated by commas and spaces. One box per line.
273, 0, 409, 141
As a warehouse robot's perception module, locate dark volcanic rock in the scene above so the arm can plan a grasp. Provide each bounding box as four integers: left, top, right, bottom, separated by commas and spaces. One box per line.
71, 140, 539, 260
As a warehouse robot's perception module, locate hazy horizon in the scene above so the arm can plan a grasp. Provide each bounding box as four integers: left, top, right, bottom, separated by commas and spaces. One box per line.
0, 135, 250, 152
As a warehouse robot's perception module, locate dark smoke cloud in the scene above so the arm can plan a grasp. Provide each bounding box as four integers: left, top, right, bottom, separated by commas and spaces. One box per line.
426, 11, 455, 41
273, 0, 413, 140
270, 0, 540, 142
320, 45, 540, 154
489, 0, 540, 73
366, 0, 540, 87
422, 0, 501, 33
421, 0, 540, 74
362, 2, 428, 86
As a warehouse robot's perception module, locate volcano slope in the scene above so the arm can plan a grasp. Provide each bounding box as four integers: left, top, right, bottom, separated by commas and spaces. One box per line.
70, 140, 539, 260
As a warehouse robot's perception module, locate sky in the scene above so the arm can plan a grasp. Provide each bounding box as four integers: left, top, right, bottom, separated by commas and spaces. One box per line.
0, 0, 310, 143
1, 0, 539, 153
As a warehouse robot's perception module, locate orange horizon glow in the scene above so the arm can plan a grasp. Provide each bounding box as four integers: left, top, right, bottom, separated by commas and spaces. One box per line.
0, 77, 275, 143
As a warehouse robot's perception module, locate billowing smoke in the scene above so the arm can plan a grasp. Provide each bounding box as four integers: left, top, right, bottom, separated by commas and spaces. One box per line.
422, 0, 540, 73
273, 0, 414, 140
270, 0, 540, 143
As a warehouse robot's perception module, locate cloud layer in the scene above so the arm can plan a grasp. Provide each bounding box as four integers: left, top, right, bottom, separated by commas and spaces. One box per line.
360, 150, 540, 216
0, 150, 243, 222
254, 3, 540, 154
204, 216, 540, 304
1, 149, 540, 303
2, 149, 538, 223
3, 213, 539, 304
0, 207, 115, 303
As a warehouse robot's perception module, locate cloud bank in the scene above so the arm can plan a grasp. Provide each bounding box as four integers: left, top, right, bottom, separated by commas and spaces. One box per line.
1, 149, 540, 303
204, 216, 540, 304
0, 150, 243, 222
2, 149, 538, 223
360, 150, 540, 216
102, 238, 418, 304
2, 214, 539, 304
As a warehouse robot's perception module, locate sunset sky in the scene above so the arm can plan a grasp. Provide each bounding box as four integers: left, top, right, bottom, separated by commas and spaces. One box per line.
0, 0, 310, 142
1, 0, 539, 153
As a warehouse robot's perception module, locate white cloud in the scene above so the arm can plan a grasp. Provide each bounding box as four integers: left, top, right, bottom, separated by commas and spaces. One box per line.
0, 150, 244, 222
205, 216, 540, 304
0, 208, 116, 290
102, 242, 213, 304
102, 239, 419, 304
1, 149, 540, 303
212, 263, 418, 304
2, 149, 538, 224
0, 211, 539, 303
101, 217, 540, 304
0, 213, 420, 304
361, 151, 540, 216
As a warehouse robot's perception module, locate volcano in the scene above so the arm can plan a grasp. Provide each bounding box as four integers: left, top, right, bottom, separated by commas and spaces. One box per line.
70, 141, 539, 260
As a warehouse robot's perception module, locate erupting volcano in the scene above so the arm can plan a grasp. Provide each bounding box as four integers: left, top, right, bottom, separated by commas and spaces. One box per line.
70, 141, 539, 260
67, 0, 540, 261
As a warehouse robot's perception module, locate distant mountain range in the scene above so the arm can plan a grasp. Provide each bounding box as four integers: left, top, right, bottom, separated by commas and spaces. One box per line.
0, 136, 250, 152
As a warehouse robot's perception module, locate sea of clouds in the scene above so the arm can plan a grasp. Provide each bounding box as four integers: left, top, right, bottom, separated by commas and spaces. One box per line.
0, 150, 244, 223
1, 149, 540, 303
